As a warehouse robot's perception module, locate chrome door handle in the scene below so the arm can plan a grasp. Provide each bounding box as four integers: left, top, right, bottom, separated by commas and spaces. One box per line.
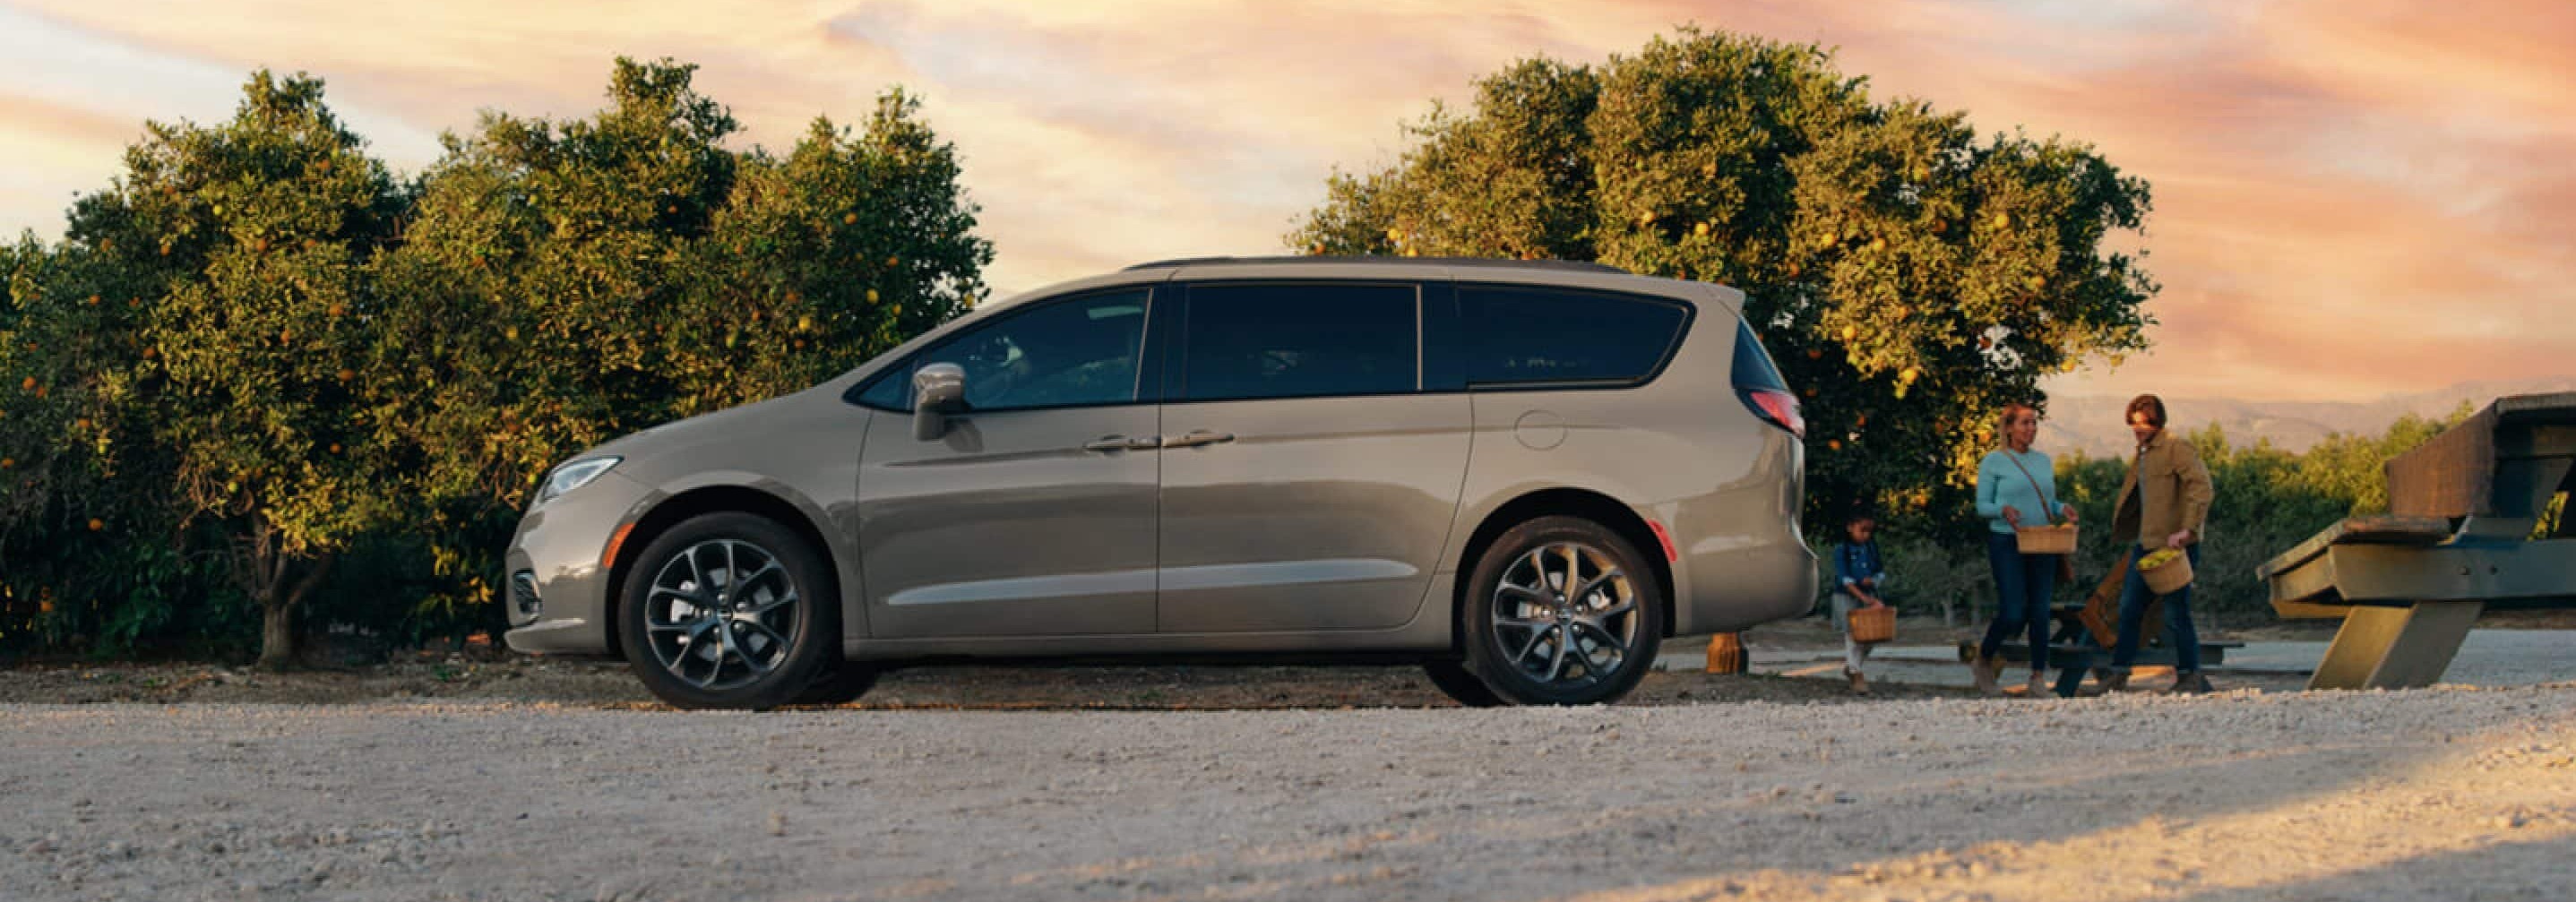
1081, 435, 1159, 453
1162, 430, 1236, 449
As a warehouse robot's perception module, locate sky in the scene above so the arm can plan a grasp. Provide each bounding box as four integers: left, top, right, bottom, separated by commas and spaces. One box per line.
1, 0, 2569, 403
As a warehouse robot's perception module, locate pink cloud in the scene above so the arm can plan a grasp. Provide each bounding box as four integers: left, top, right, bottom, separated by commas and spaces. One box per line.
0, 0, 2566, 401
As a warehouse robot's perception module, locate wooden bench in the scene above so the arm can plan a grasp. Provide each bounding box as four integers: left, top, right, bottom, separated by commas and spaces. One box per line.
2256, 392, 2576, 690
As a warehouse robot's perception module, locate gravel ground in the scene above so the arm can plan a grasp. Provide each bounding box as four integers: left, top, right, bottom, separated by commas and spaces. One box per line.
6, 684, 2573, 901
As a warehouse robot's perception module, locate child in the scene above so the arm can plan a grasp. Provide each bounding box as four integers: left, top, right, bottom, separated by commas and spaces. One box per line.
1831, 513, 1891, 694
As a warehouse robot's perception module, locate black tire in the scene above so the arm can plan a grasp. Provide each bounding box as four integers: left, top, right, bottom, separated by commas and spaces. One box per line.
1421, 658, 1505, 708
793, 660, 881, 707
617, 512, 840, 711
1461, 516, 1666, 706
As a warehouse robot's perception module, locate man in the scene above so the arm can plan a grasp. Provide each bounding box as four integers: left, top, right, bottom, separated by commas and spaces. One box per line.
2105, 394, 2217, 693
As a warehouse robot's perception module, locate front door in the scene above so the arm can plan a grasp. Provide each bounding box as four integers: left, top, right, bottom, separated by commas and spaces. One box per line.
1154, 281, 1471, 633
856, 288, 1162, 638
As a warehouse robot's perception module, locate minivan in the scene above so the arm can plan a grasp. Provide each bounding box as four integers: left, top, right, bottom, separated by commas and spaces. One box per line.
504, 257, 1814, 709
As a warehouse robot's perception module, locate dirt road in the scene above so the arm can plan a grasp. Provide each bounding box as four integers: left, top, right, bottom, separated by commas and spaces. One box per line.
6, 683, 2572, 901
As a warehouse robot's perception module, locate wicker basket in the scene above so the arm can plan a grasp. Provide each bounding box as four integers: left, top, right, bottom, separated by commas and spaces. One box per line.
2140, 550, 2195, 596
2016, 523, 2079, 555
1705, 632, 1749, 674
1847, 606, 1896, 644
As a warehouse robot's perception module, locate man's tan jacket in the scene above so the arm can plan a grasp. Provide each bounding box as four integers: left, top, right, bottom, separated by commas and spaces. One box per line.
2111, 428, 2214, 548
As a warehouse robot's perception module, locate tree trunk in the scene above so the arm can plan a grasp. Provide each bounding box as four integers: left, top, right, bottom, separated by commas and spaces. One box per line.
254, 551, 337, 672
256, 600, 296, 671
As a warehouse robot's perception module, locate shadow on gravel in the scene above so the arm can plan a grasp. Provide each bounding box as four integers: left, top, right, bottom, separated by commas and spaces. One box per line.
2160, 831, 2576, 902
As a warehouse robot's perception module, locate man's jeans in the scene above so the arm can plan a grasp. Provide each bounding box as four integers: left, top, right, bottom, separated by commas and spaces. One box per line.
2112, 543, 2204, 672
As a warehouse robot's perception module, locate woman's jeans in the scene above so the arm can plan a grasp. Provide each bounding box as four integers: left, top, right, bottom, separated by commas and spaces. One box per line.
1978, 532, 2056, 670
2112, 544, 2204, 672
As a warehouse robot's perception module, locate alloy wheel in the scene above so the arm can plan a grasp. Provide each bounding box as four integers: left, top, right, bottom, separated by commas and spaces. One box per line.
1487, 541, 1641, 690
641, 539, 801, 691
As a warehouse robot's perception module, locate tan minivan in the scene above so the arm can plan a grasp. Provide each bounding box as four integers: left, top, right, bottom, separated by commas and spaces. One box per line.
504, 257, 1814, 709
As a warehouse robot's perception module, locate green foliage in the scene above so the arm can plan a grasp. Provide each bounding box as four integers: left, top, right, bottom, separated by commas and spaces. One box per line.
0, 59, 990, 662
1291, 27, 2156, 528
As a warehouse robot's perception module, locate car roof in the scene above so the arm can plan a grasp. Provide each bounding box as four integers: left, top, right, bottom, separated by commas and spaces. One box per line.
1124, 254, 1628, 275
978, 256, 1745, 316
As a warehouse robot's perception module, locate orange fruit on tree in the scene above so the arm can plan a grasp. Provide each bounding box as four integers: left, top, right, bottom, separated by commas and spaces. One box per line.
843, 213, 857, 225
87, 518, 104, 531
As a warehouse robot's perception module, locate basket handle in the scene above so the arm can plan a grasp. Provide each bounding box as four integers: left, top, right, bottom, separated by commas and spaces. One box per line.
2001, 450, 2063, 526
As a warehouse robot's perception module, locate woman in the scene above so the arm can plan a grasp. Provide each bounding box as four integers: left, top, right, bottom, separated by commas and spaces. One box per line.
2106, 393, 2217, 693
1969, 402, 2076, 696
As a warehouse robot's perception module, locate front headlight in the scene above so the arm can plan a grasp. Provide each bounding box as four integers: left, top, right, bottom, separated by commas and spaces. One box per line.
535, 457, 622, 506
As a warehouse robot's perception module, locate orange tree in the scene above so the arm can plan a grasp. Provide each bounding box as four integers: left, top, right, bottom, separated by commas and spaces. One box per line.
1292, 28, 2156, 528
370, 59, 991, 628
51, 72, 413, 668
0, 237, 229, 652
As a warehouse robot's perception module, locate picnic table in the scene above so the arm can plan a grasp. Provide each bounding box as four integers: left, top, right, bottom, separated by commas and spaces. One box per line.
2256, 392, 2576, 689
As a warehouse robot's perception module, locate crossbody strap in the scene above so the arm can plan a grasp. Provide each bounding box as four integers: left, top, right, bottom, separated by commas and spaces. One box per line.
2001, 451, 2061, 526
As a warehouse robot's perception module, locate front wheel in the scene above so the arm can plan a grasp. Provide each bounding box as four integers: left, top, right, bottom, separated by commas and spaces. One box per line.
1461, 517, 1666, 706
617, 512, 840, 711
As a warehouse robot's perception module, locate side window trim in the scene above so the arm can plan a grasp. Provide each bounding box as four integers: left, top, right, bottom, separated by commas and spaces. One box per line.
1455, 282, 1697, 392
1167, 279, 1426, 404
849, 287, 1160, 414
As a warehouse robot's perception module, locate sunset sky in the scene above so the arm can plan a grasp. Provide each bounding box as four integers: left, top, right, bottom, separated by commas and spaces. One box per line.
2, 1, 2568, 403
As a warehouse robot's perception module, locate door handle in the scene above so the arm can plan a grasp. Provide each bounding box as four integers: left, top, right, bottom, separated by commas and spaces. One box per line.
1162, 430, 1236, 449
1081, 435, 1159, 453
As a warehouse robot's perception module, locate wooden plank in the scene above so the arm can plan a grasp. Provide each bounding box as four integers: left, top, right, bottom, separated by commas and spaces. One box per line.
2256, 516, 2451, 583
2388, 406, 2497, 519
2322, 540, 2576, 605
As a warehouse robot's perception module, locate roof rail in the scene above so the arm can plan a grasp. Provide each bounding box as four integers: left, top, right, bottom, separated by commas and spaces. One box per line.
1121, 254, 1630, 275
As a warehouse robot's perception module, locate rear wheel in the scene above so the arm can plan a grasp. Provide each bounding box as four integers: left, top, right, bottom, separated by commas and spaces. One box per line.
1461, 516, 1665, 706
617, 512, 840, 711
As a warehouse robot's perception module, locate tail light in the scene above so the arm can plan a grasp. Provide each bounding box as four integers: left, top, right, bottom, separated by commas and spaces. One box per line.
1730, 321, 1804, 439
1740, 387, 1805, 438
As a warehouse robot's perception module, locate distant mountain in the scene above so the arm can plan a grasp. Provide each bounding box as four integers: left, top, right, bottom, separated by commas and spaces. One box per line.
2038, 376, 2576, 460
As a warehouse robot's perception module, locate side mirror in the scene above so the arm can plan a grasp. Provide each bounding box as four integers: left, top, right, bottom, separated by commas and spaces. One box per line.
912, 363, 966, 441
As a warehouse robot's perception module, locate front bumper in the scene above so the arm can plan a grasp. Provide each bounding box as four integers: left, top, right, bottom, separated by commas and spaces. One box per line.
502, 471, 654, 656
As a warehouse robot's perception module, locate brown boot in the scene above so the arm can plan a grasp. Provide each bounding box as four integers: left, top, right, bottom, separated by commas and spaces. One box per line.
2098, 667, 2131, 693
2025, 672, 2051, 697
1846, 668, 1870, 695
2166, 671, 2212, 695
1969, 656, 2000, 694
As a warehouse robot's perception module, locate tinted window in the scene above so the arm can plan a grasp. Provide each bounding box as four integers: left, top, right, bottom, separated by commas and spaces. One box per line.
853, 365, 908, 410
1181, 284, 1417, 401
1731, 320, 1789, 391
918, 290, 1150, 411
1461, 287, 1687, 386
